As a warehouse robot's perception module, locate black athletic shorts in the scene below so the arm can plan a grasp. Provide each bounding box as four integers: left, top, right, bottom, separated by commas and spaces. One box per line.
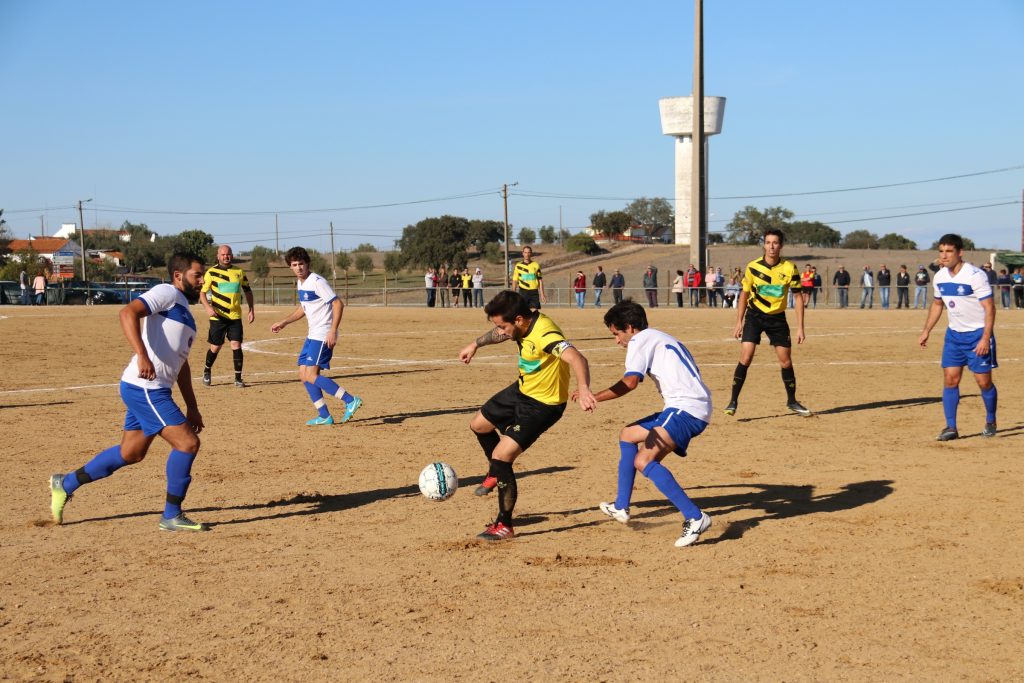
741, 308, 791, 347
519, 289, 542, 310
480, 383, 566, 452
208, 317, 244, 346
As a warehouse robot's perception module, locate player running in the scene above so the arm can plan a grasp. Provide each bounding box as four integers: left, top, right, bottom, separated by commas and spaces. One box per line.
271, 247, 362, 426
918, 233, 998, 441
459, 290, 596, 541
49, 253, 209, 531
583, 300, 713, 547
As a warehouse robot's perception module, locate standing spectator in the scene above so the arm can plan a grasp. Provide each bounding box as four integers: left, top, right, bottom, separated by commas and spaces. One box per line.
592, 266, 607, 308
684, 265, 701, 307
32, 272, 47, 305
833, 265, 851, 308
811, 267, 822, 308
573, 271, 587, 309
918, 233, 998, 441
643, 265, 659, 308
461, 268, 473, 307
982, 262, 997, 288
437, 266, 449, 308
896, 265, 911, 309
1012, 267, 1024, 309
715, 267, 725, 306
511, 245, 546, 310
19, 269, 30, 305
449, 268, 462, 308
724, 273, 741, 308
425, 267, 437, 307
199, 244, 254, 388
800, 265, 814, 309
671, 270, 685, 307
877, 264, 892, 309
996, 269, 1012, 309
914, 266, 931, 309
472, 267, 485, 308
610, 268, 625, 304
706, 267, 719, 307
859, 266, 874, 309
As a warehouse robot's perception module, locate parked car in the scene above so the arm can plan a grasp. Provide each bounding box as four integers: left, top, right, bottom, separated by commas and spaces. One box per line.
0, 280, 21, 304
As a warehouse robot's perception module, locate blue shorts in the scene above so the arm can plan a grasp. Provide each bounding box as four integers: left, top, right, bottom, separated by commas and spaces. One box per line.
631, 408, 709, 457
298, 338, 333, 369
120, 382, 187, 436
942, 328, 998, 374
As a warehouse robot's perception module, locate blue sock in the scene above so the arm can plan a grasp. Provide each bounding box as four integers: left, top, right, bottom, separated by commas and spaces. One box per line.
614, 441, 638, 510
164, 449, 196, 519
63, 445, 127, 495
981, 385, 997, 423
641, 461, 701, 520
313, 375, 344, 398
304, 381, 331, 418
942, 386, 960, 429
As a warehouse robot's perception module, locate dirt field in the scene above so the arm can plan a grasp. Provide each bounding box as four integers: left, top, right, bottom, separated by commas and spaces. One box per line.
2, 302, 1022, 681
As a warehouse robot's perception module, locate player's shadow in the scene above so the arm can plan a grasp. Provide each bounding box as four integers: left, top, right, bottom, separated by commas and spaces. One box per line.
356, 406, 480, 425
519, 479, 893, 542
736, 396, 943, 422
230, 368, 440, 388
0, 400, 73, 410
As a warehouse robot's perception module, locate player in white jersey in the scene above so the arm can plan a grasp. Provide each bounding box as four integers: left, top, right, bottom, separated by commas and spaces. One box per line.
271, 247, 362, 426
49, 254, 210, 531
919, 234, 998, 441
578, 300, 714, 547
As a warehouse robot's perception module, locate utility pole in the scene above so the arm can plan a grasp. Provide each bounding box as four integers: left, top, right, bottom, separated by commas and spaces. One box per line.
78, 198, 92, 283
39, 215, 45, 236
329, 221, 337, 280
275, 213, 280, 257
559, 206, 563, 247
502, 182, 518, 288
690, 0, 707, 276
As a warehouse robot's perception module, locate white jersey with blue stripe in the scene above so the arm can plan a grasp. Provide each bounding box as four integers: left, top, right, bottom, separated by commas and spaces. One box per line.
624, 328, 712, 423
121, 283, 197, 389
932, 262, 991, 333
298, 272, 338, 341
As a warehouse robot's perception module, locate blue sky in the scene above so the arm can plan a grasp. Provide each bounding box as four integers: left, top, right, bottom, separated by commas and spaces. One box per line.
2, 1, 1022, 253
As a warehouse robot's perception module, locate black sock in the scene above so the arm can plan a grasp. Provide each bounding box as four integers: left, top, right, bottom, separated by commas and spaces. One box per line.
475, 430, 500, 464
730, 363, 749, 404
491, 459, 517, 527
781, 366, 797, 403
233, 348, 243, 381
205, 349, 218, 372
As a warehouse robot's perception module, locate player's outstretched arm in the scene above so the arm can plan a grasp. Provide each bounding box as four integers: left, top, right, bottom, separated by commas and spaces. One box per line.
271, 305, 305, 333
579, 375, 639, 404
459, 326, 512, 364
119, 299, 156, 380
560, 346, 596, 412
176, 360, 204, 433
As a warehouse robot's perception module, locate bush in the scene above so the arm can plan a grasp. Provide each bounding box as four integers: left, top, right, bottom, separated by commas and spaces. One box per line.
565, 233, 599, 255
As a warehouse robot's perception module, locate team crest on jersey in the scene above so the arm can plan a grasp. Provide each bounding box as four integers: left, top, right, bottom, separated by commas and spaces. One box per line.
956, 285, 965, 295
948, 300, 956, 308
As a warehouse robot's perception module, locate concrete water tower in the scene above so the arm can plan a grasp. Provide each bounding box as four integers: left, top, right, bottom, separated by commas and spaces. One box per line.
658, 96, 726, 246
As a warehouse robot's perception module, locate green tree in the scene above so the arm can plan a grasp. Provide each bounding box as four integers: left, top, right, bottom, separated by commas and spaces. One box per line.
336, 251, 351, 273
0, 209, 11, 262
708, 231, 724, 244
538, 225, 557, 244
355, 253, 374, 280
172, 229, 215, 262
309, 250, 329, 277
878, 233, 917, 250
383, 251, 403, 281
566, 232, 600, 255
467, 219, 504, 250
929, 236, 976, 251
518, 227, 536, 245
787, 220, 842, 247
355, 243, 378, 253
590, 210, 632, 238
483, 242, 504, 264
840, 229, 880, 249
397, 215, 471, 269
625, 197, 673, 231
250, 252, 270, 281
558, 228, 571, 244
724, 206, 794, 244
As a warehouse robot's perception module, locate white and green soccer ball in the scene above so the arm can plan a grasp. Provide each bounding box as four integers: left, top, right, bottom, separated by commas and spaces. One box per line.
418, 462, 458, 501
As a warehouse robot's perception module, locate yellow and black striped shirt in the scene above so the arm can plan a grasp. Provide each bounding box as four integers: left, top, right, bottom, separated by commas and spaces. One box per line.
513, 260, 542, 291
516, 313, 572, 405
201, 265, 251, 320
741, 257, 801, 315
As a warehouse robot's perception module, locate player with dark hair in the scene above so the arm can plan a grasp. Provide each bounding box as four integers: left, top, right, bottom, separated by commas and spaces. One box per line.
459, 290, 596, 541
918, 233, 998, 440
725, 228, 811, 417
49, 253, 210, 531
584, 300, 713, 547
200, 244, 254, 388
271, 246, 362, 426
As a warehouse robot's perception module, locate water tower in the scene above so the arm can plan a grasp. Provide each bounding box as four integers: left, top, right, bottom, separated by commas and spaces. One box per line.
658, 96, 726, 246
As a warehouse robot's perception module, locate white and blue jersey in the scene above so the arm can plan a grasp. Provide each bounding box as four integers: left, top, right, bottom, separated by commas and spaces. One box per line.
298, 272, 338, 342
120, 284, 197, 390
933, 263, 997, 372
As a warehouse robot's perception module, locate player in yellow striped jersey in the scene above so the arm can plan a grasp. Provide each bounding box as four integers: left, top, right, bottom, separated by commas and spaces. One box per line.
511, 246, 547, 309
458, 290, 596, 541
200, 245, 255, 388
725, 229, 811, 417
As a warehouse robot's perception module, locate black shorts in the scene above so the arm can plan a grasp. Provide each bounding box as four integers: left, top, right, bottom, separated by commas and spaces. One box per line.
519, 289, 541, 309
741, 308, 791, 347
480, 383, 566, 452
208, 317, 244, 346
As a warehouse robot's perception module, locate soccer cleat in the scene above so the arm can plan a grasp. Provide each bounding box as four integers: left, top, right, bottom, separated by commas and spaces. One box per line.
202, 371, 211, 386
49, 474, 70, 525
234, 380, 246, 388
340, 396, 363, 423
306, 415, 335, 426
936, 427, 959, 442
474, 475, 498, 496
675, 511, 712, 547
723, 401, 737, 416
159, 513, 210, 532
477, 522, 515, 541
599, 501, 630, 524
787, 401, 812, 417
982, 423, 997, 438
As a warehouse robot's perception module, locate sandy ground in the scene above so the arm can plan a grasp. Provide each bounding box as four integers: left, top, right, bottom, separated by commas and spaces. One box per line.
1, 302, 1022, 681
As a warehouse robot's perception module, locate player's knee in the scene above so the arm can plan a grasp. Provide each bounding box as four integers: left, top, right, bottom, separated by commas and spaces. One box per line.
633, 450, 656, 470
121, 448, 147, 464
178, 433, 201, 454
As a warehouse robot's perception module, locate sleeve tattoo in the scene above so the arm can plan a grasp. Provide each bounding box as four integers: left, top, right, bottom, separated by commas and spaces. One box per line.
475, 327, 511, 347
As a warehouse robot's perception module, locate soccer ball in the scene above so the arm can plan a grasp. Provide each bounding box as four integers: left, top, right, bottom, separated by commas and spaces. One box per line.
418, 462, 458, 501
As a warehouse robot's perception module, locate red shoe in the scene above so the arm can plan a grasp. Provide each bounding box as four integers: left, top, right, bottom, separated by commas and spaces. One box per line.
474, 475, 498, 497
477, 522, 515, 541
